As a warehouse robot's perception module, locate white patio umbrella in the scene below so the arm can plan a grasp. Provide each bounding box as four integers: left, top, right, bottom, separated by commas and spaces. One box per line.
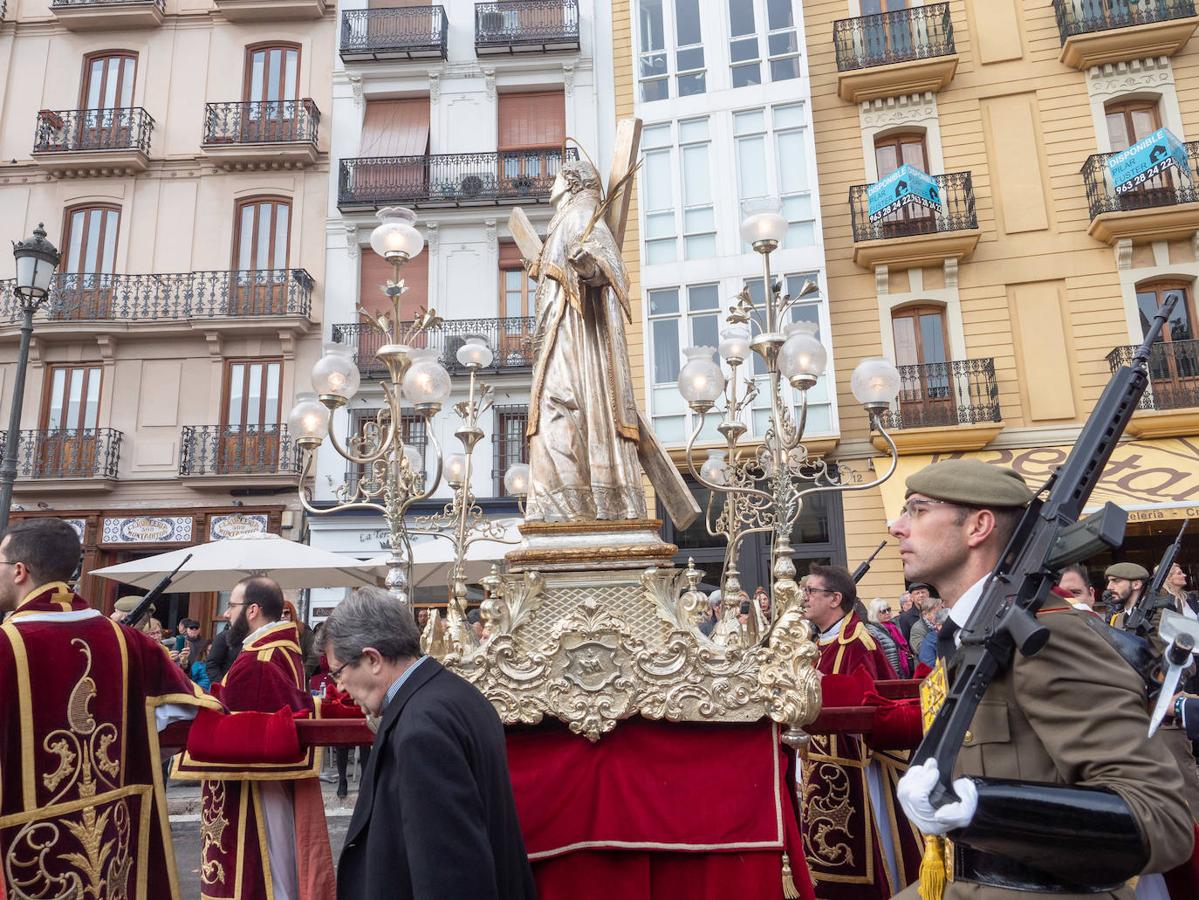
369, 518, 522, 589
91, 532, 385, 592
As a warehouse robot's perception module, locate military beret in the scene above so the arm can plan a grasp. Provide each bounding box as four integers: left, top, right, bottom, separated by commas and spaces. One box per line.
908, 583, 932, 593
1105, 562, 1149, 581
114, 596, 142, 613
905, 459, 1033, 508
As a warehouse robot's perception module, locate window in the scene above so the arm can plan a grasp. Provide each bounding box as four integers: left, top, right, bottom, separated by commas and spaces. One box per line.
39, 365, 102, 477
734, 104, 815, 247
642, 124, 677, 264
1136, 281, 1199, 391
728, 0, 761, 88
245, 44, 299, 103
347, 409, 427, 487
647, 283, 722, 442
638, 0, 706, 101
728, 0, 799, 88
233, 197, 291, 315
493, 406, 529, 496
640, 119, 715, 264
82, 52, 136, 110
639, 0, 668, 101
765, 0, 800, 81
220, 360, 281, 474
680, 118, 715, 259
499, 242, 536, 367
675, 0, 705, 96
359, 99, 430, 203
498, 91, 566, 189
60, 205, 120, 318
861, 0, 915, 63
873, 130, 932, 231
891, 304, 953, 423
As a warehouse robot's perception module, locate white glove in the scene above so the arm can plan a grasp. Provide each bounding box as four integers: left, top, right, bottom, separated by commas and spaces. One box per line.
896, 758, 979, 835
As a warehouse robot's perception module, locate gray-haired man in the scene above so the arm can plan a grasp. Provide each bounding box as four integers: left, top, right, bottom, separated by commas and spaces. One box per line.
323, 587, 537, 900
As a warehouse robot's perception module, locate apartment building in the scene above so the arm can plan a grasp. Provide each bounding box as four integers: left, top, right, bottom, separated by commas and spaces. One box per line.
0, 0, 334, 627
306, 0, 612, 609
614, 0, 845, 592
803, 0, 1199, 599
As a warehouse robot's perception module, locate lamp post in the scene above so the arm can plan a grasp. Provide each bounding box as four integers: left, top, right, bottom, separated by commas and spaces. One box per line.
289, 207, 451, 605
678, 199, 902, 645
1, 225, 61, 533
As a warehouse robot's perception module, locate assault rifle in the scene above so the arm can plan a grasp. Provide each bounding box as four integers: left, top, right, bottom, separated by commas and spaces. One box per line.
913, 294, 1177, 806
123, 554, 192, 630
1126, 519, 1189, 635
852, 541, 887, 584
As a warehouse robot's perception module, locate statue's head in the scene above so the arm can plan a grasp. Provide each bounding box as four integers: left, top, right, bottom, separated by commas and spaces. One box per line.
551, 159, 602, 206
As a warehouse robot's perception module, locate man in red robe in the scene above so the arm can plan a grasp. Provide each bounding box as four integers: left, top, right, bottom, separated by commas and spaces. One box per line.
0, 518, 220, 899
800, 564, 922, 899
174, 575, 336, 900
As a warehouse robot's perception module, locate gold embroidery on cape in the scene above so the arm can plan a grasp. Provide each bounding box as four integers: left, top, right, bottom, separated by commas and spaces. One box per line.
920, 659, 948, 731
200, 781, 230, 887
800, 760, 856, 867
5, 640, 132, 900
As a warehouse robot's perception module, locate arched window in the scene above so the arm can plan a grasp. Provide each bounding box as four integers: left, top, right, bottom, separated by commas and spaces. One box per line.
873, 131, 932, 234
232, 196, 291, 314
1135, 280, 1197, 402
891, 303, 953, 426
242, 43, 302, 142
1105, 98, 1161, 151
81, 51, 137, 110
60, 204, 120, 318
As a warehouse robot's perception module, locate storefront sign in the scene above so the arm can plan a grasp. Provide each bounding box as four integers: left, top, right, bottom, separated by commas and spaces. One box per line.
1107, 127, 1191, 195
102, 515, 193, 544
867, 164, 942, 222
209, 513, 269, 540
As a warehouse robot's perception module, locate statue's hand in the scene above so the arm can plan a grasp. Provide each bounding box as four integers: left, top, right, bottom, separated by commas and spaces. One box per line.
567, 243, 602, 281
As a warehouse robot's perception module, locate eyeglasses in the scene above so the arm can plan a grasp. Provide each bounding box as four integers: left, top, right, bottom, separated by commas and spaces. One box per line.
329, 656, 361, 684
807, 587, 839, 597
896, 498, 952, 520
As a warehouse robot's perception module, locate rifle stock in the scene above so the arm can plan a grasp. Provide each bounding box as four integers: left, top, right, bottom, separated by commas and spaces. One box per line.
913, 294, 1178, 803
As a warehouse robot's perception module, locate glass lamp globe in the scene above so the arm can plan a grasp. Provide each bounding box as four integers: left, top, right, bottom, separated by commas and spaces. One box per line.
12, 223, 61, 303
311, 342, 360, 401
286, 393, 330, 448
503, 462, 530, 497
456, 336, 494, 370
740, 198, 787, 249
677, 347, 725, 407
402, 348, 452, 408
777, 323, 827, 390
851, 357, 902, 410
700, 449, 728, 486
718, 324, 751, 366
369, 207, 425, 262
445, 453, 468, 487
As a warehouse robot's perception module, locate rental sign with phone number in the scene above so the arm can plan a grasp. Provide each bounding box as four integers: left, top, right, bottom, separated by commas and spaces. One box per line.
1107, 127, 1191, 195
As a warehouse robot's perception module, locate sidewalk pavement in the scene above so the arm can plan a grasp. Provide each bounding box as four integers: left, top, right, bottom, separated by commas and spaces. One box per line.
166, 775, 360, 817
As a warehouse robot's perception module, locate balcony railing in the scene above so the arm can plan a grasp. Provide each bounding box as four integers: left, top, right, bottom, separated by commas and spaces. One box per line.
1054, 0, 1196, 41
475, 0, 580, 52
180, 425, 301, 477
1107, 340, 1199, 411
51, 0, 163, 9
833, 2, 954, 72
34, 107, 154, 154
338, 148, 577, 209
0, 269, 314, 324
849, 171, 977, 242
332, 317, 537, 375
0, 428, 121, 480
203, 100, 320, 146
878, 358, 1000, 430
1081, 142, 1199, 219
340, 6, 448, 60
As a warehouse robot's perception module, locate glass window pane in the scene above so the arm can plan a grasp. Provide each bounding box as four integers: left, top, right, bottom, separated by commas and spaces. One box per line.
773, 103, 805, 129
640, 53, 668, 78
284, 49, 298, 101
677, 47, 704, 71
100, 211, 118, 273
679, 118, 708, 143
643, 123, 672, 149
675, 0, 701, 45
66, 369, 83, 429
786, 272, 819, 300
771, 56, 800, 81
649, 287, 680, 315
785, 221, 814, 245
264, 363, 281, 425
647, 239, 677, 264
652, 319, 682, 384
49, 370, 66, 427
246, 364, 263, 425
641, 78, 669, 102
267, 49, 282, 102
677, 73, 706, 96
728, 0, 755, 36
250, 51, 265, 102
238, 205, 254, 270
734, 109, 765, 135
227, 365, 245, 425
790, 303, 821, 340
274, 204, 289, 269
685, 234, 716, 259
682, 144, 711, 207
646, 211, 676, 239
644, 150, 673, 210
689, 283, 719, 310
86, 60, 103, 109
640, 0, 665, 52
769, 31, 798, 56
776, 131, 808, 194
691, 313, 718, 348
782, 194, 811, 220
732, 64, 762, 88
736, 135, 768, 199
920, 313, 948, 364
121, 58, 135, 107
767, 0, 793, 29
1165, 289, 1193, 340
892, 316, 919, 367
84, 369, 100, 429
684, 206, 715, 233
730, 36, 759, 61
652, 415, 686, 443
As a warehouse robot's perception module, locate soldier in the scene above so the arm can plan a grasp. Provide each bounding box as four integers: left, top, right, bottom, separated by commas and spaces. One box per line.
887, 459, 1193, 899
1104, 561, 1151, 628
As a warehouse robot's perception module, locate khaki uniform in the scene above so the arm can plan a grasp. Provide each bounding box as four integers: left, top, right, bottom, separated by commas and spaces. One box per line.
894, 594, 1194, 900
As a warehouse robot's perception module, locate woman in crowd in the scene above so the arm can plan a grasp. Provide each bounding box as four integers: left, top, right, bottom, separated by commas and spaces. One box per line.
867, 598, 913, 677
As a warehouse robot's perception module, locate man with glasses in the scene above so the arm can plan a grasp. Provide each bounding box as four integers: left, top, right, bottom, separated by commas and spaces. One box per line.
173, 575, 336, 900
0, 518, 220, 899
799, 564, 918, 899
889, 459, 1193, 899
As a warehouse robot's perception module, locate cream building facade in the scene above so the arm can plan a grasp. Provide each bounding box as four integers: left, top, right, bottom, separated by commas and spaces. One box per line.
0, 0, 334, 627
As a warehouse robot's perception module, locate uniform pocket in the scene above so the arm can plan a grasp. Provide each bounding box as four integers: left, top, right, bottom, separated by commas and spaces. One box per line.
956, 700, 1011, 779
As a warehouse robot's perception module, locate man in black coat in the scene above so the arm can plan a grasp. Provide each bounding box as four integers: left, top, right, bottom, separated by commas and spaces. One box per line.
322, 586, 537, 900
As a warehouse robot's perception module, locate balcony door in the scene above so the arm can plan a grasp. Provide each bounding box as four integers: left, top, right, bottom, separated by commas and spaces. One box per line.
243, 44, 300, 142
497, 91, 565, 197
892, 304, 953, 426
39, 365, 101, 477
861, 0, 912, 63
495, 407, 528, 496
499, 242, 535, 366
221, 360, 282, 474
1106, 99, 1173, 205
79, 52, 137, 150
61, 205, 120, 318
359, 98, 429, 202
1137, 282, 1199, 407
232, 197, 290, 315
874, 131, 933, 234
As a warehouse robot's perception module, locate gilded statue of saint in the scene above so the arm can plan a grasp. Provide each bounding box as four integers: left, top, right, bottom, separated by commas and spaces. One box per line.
522, 160, 647, 522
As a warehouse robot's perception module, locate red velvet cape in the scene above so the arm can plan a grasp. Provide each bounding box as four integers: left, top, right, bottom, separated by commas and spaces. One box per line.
0, 582, 219, 900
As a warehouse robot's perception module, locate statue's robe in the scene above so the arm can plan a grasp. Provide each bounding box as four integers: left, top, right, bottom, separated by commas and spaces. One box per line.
525, 183, 646, 521
0, 581, 219, 899
174, 621, 335, 900
801, 611, 922, 899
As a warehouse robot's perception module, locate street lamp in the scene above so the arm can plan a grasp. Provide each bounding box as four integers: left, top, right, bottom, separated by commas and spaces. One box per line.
0, 225, 61, 533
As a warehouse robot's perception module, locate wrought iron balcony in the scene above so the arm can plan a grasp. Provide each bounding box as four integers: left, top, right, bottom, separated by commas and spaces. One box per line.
180, 425, 301, 477
33, 107, 153, 154
51, 0, 162, 8
1054, 0, 1196, 42
849, 171, 977, 243
338, 148, 577, 210
340, 6, 448, 61
834, 2, 954, 72
0, 428, 122, 480
203, 100, 320, 146
877, 358, 1001, 430
475, 0, 580, 53
1107, 340, 1199, 411
1081, 142, 1199, 219
332, 317, 537, 376
0, 269, 314, 324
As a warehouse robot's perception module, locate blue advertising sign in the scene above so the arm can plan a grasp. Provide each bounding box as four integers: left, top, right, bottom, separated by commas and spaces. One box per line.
867, 164, 943, 222
1107, 127, 1191, 195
